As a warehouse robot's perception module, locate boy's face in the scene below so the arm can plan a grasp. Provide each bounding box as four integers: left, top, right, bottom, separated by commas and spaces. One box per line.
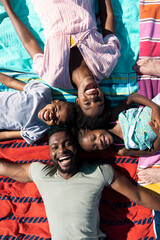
76, 77, 104, 117
38, 100, 72, 126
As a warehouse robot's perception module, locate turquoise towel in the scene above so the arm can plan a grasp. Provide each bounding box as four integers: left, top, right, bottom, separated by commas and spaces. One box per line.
0, 0, 139, 74
112, 0, 139, 73
0, 0, 44, 73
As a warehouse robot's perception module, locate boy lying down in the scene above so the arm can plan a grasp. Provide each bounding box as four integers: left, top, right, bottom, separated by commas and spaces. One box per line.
0, 72, 74, 143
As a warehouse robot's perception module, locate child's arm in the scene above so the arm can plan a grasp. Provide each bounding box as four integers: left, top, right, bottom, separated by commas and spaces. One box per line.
110, 169, 160, 211
117, 121, 160, 157
1, 0, 43, 59
0, 131, 22, 141
0, 159, 32, 182
0, 73, 26, 91
119, 121, 160, 157
112, 93, 160, 125
99, 0, 115, 36
117, 143, 160, 157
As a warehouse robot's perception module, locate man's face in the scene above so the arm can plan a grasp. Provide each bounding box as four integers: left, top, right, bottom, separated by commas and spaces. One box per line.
49, 131, 78, 178
38, 100, 72, 126
76, 77, 104, 117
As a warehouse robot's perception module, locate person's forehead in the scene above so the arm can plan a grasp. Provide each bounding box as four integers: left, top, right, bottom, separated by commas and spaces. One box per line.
58, 101, 68, 107
59, 102, 71, 112
52, 101, 64, 107
83, 105, 104, 116
49, 131, 73, 143
62, 103, 71, 111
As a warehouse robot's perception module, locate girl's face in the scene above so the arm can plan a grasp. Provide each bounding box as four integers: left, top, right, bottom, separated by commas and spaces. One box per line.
38, 100, 72, 126
78, 129, 113, 151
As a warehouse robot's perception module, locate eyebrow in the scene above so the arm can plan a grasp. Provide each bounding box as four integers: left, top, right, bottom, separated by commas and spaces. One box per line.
84, 103, 104, 110
50, 138, 70, 145
98, 103, 104, 106
50, 143, 57, 147
85, 106, 92, 110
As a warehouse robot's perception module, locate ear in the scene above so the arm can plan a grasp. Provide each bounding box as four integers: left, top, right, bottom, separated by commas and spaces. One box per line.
76, 98, 79, 104
51, 100, 59, 103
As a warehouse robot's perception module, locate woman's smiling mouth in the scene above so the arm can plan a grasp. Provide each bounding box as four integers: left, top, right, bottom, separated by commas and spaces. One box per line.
84, 83, 98, 95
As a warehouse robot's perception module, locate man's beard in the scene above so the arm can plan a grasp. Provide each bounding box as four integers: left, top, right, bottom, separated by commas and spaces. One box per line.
53, 154, 80, 174
56, 162, 77, 174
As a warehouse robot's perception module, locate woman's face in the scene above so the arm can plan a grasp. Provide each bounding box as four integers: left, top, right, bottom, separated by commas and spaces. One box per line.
76, 77, 104, 117
78, 129, 113, 151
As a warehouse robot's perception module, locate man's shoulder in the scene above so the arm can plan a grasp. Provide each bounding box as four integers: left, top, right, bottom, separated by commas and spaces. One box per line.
81, 162, 113, 186
29, 162, 56, 181
81, 162, 112, 175
82, 162, 111, 169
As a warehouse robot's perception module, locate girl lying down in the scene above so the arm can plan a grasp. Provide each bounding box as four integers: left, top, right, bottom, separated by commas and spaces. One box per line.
0, 73, 74, 143
78, 93, 160, 157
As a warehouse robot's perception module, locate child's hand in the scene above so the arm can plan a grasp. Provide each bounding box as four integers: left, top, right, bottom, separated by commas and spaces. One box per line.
149, 120, 160, 136
151, 105, 160, 128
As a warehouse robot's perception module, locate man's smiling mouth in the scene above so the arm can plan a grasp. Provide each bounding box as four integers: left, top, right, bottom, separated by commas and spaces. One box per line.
58, 156, 70, 162
58, 155, 72, 167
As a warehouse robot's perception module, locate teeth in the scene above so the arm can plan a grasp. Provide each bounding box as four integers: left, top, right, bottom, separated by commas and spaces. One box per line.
85, 88, 97, 95
44, 111, 47, 120
43, 110, 52, 121
59, 156, 69, 161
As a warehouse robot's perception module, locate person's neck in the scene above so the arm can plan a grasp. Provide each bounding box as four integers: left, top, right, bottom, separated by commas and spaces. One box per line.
58, 170, 78, 180
71, 59, 93, 88
72, 71, 92, 88
108, 122, 124, 145
58, 164, 81, 180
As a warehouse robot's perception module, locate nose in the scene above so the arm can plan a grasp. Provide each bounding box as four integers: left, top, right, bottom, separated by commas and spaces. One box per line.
58, 144, 66, 154
95, 138, 100, 149
89, 95, 100, 103
90, 91, 98, 98
96, 138, 103, 150
51, 109, 58, 122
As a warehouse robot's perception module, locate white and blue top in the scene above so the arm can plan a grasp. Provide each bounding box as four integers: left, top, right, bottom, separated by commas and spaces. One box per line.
118, 93, 160, 150
0, 80, 52, 143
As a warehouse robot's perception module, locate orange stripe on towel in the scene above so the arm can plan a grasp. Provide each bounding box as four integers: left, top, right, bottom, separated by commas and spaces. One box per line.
140, 4, 160, 19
